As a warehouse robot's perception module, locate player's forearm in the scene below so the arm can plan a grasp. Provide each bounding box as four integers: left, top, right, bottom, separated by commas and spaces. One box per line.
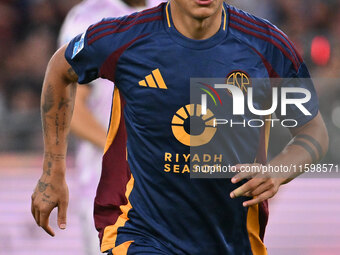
41, 45, 78, 175
230, 113, 328, 205
268, 112, 329, 184
41, 80, 76, 152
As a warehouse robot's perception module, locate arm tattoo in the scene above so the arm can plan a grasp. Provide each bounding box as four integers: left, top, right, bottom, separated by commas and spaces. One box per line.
44, 152, 65, 162
42, 117, 49, 138
42, 84, 54, 114
42, 84, 55, 139
296, 134, 323, 160
67, 67, 78, 82
55, 113, 59, 145
38, 180, 49, 193
61, 112, 66, 132
43, 161, 52, 176
38, 180, 55, 193
58, 97, 71, 110
290, 139, 318, 163
42, 198, 56, 206
43, 193, 50, 199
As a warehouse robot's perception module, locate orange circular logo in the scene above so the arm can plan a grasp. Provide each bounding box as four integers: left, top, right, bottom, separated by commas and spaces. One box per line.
171, 104, 216, 147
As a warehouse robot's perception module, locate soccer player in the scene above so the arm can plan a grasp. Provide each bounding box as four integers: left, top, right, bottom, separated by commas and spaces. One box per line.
31, 0, 328, 254
57, 0, 158, 254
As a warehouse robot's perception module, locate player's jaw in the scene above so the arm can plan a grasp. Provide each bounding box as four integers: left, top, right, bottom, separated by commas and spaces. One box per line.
172, 0, 223, 20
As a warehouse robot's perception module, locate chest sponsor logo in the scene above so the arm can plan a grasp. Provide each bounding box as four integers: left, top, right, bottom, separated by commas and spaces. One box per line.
171, 104, 216, 147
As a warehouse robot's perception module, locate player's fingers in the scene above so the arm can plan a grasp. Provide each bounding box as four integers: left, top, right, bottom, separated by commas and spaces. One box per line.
231, 171, 253, 184
243, 191, 252, 197
34, 208, 40, 226
57, 201, 68, 230
231, 164, 261, 184
249, 180, 274, 197
243, 190, 275, 207
40, 211, 55, 237
230, 178, 265, 198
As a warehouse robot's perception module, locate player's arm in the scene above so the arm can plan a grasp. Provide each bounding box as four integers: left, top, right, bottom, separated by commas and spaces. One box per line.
31, 44, 78, 236
71, 85, 107, 149
230, 112, 328, 207
270, 112, 328, 183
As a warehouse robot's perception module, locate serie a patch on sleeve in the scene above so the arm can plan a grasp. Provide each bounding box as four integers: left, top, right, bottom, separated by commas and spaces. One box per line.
71, 32, 85, 59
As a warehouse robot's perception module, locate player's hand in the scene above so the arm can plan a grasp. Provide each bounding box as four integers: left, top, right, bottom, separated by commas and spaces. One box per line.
31, 162, 69, 237
230, 164, 284, 207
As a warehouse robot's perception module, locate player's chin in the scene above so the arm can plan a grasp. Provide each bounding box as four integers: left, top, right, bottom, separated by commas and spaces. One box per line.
191, 9, 214, 19
191, 0, 221, 19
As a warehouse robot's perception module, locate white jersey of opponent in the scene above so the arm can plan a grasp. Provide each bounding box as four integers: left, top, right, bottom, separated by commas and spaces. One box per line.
58, 0, 160, 198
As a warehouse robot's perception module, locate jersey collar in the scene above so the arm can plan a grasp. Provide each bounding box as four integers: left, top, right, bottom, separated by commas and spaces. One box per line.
164, 1, 229, 50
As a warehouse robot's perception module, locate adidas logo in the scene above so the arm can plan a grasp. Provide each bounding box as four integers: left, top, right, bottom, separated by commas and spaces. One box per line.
139, 69, 167, 89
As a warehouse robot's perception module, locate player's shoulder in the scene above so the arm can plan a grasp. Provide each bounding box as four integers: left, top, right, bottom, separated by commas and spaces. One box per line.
227, 4, 286, 41
226, 3, 303, 72
86, 3, 166, 46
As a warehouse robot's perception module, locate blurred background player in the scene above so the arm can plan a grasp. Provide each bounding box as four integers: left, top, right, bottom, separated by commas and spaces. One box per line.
58, 0, 159, 254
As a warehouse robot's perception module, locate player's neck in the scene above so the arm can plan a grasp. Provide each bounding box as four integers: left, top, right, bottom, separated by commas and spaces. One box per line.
170, 2, 223, 40
122, 0, 146, 7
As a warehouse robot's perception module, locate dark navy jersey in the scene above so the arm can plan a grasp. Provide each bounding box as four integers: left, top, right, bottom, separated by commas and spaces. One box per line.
65, 2, 318, 254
